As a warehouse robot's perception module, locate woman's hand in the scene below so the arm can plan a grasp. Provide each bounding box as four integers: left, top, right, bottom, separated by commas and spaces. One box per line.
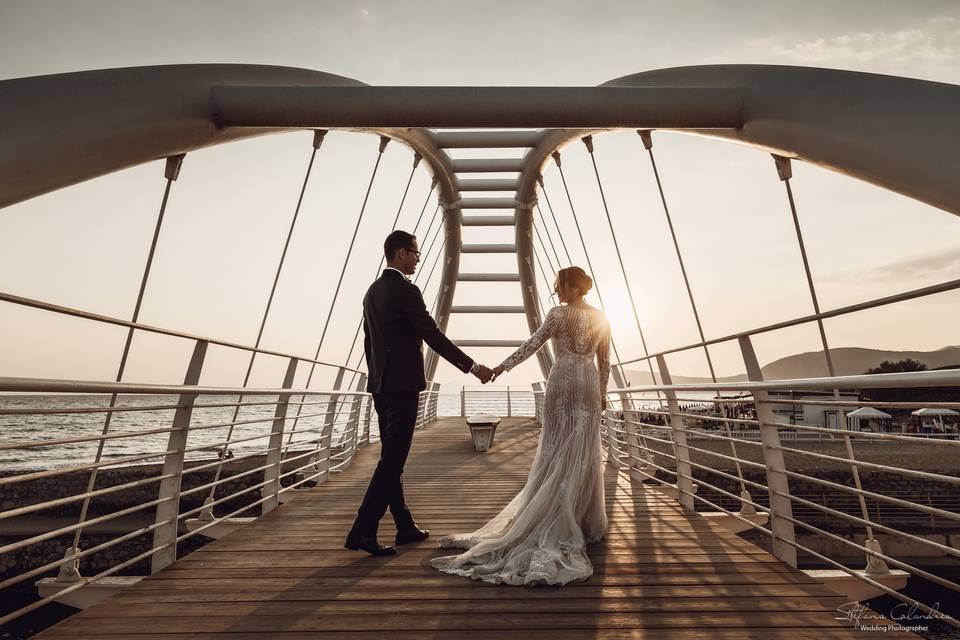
490, 364, 505, 382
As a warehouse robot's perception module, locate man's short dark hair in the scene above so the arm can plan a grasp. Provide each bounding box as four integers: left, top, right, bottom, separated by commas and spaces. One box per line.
384, 230, 416, 260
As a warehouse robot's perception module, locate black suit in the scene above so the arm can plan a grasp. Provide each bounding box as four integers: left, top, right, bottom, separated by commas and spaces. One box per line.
350, 268, 474, 536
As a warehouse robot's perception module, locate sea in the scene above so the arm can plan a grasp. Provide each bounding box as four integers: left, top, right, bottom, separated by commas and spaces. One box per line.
0, 389, 724, 471
0, 393, 533, 471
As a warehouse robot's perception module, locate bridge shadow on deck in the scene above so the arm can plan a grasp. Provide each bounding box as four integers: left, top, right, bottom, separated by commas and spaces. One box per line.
38, 417, 895, 639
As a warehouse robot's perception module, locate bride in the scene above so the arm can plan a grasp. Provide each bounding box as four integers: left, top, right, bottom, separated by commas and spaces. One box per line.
430, 266, 611, 586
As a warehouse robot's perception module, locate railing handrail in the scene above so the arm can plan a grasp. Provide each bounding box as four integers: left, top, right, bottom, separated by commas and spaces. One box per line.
0, 290, 363, 375
606, 368, 960, 395
0, 376, 388, 396
612, 276, 960, 368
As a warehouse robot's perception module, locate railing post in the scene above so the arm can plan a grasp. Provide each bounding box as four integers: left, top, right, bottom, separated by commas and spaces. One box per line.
655, 355, 695, 511
415, 390, 426, 429
342, 373, 366, 468
361, 394, 372, 446
315, 367, 346, 483
506, 386, 512, 417
429, 382, 440, 421
739, 335, 798, 568
262, 357, 298, 515
151, 339, 207, 574
460, 387, 466, 417
623, 409, 645, 482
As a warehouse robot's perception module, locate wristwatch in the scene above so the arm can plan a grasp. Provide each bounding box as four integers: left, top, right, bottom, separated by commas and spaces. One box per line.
469, 361, 480, 374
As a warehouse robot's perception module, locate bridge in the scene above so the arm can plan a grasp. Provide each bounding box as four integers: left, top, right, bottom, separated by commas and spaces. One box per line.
33, 417, 884, 639
0, 64, 958, 636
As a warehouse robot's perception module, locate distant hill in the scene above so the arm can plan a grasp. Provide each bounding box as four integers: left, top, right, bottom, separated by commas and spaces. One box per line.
623, 346, 960, 385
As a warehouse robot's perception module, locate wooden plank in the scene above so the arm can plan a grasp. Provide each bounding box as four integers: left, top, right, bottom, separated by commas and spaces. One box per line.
36, 417, 913, 639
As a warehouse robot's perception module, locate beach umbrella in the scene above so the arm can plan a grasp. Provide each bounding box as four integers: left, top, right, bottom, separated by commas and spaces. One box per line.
910, 408, 960, 417
846, 407, 892, 432
847, 407, 892, 419
911, 408, 959, 433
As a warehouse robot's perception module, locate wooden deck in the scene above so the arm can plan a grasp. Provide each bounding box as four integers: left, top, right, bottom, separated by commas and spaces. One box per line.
39, 417, 907, 639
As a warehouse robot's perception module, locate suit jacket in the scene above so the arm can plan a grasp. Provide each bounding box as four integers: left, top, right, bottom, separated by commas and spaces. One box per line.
363, 269, 474, 393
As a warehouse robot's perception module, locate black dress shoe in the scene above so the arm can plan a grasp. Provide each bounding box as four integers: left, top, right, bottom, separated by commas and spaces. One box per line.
344, 532, 396, 556
395, 527, 430, 546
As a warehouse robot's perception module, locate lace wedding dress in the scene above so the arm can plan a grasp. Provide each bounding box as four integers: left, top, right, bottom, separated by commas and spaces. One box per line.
430, 304, 611, 586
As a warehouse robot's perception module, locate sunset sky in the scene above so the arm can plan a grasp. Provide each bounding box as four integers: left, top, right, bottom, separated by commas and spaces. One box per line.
1, 0, 959, 392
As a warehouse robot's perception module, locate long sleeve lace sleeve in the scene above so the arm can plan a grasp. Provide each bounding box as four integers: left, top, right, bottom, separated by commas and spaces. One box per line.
596, 319, 611, 394
498, 307, 558, 372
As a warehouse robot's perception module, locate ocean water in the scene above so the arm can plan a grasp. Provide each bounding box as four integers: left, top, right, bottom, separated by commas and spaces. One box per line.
0, 389, 719, 472
0, 393, 536, 471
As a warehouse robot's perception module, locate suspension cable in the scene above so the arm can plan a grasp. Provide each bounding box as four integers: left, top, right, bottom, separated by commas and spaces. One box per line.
270, 136, 391, 471
417, 204, 442, 256
774, 154, 876, 543
530, 227, 557, 310
413, 210, 446, 286
534, 202, 563, 269
410, 177, 439, 236
550, 150, 632, 388
347, 198, 446, 383
338, 155, 428, 380
582, 135, 662, 395
414, 216, 446, 290
537, 175, 574, 265
638, 130, 749, 497
205, 131, 328, 504
71, 153, 186, 555
290, 152, 426, 447
533, 218, 559, 276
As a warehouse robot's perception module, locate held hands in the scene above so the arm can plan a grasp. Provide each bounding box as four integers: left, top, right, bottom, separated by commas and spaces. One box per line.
469, 363, 505, 384
472, 364, 494, 384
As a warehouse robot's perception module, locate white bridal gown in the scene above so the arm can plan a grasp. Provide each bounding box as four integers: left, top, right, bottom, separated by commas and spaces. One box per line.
430, 304, 611, 586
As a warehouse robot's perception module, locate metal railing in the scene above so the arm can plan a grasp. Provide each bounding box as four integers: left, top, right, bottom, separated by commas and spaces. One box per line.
599, 366, 960, 631
459, 385, 537, 417
0, 371, 439, 626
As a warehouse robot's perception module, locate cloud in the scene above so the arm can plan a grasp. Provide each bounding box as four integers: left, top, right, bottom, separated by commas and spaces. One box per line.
713, 12, 960, 83
773, 15, 960, 66
821, 246, 960, 284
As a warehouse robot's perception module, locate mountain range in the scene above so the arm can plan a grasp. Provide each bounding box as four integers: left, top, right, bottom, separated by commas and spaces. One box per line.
623, 346, 960, 385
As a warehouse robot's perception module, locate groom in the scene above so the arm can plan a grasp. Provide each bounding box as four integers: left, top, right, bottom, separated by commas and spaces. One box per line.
345, 230, 493, 556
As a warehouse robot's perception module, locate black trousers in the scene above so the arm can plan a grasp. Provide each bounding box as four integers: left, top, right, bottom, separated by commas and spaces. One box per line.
350, 391, 419, 536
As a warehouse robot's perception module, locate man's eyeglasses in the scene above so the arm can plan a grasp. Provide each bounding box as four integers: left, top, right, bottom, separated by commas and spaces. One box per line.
403, 247, 421, 257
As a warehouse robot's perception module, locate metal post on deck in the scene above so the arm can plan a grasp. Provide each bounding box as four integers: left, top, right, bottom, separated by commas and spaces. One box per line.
361, 395, 372, 446
460, 388, 466, 417
773, 154, 887, 574
262, 357, 298, 515
739, 335, 798, 568
430, 382, 441, 422
623, 409, 646, 482
314, 366, 346, 484
506, 387, 512, 417
656, 356, 696, 511
342, 373, 367, 468
151, 339, 207, 574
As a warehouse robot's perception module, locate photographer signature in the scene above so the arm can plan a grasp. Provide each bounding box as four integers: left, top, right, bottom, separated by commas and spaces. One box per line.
836, 601, 950, 625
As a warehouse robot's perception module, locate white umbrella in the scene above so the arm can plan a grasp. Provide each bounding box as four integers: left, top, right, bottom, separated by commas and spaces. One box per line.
847, 407, 892, 419
846, 407, 892, 432
910, 408, 960, 416
911, 408, 959, 434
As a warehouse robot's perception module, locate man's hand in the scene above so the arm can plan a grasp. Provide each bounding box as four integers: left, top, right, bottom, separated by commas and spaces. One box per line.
472, 364, 494, 384
490, 364, 505, 383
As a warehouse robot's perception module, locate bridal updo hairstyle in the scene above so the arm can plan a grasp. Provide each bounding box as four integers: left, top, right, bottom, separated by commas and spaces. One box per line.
555, 266, 593, 298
